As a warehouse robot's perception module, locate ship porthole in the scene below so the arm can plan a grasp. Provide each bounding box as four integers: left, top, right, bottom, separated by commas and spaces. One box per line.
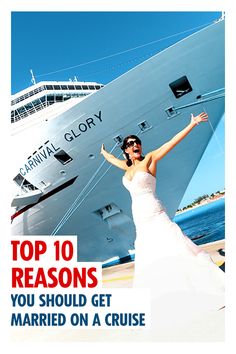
60, 170, 66, 175
89, 154, 95, 159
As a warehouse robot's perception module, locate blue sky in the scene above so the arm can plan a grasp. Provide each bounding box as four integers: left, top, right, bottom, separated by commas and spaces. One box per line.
11, 11, 225, 207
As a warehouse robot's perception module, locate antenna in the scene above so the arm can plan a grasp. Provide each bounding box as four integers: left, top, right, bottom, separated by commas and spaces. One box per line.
30, 69, 36, 85
221, 12, 225, 20
215, 12, 225, 23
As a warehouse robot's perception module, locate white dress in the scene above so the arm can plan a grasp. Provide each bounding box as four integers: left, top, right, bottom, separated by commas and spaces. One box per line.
122, 171, 225, 313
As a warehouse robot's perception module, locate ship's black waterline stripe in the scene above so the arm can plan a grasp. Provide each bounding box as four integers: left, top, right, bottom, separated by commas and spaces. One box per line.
11, 176, 78, 221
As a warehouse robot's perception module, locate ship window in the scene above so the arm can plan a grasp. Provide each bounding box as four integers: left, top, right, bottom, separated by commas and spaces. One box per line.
54, 85, 60, 90
24, 102, 33, 109
68, 85, 75, 90
13, 174, 38, 191
46, 85, 53, 90
169, 76, 192, 98
55, 95, 63, 102
32, 98, 41, 107
75, 85, 82, 90
88, 85, 95, 90
47, 95, 54, 101
113, 135, 123, 146
82, 85, 88, 90
13, 173, 25, 186
63, 94, 71, 100
54, 150, 73, 165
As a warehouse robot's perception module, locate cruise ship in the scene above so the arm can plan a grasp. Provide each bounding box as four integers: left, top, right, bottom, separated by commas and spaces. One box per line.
11, 18, 225, 264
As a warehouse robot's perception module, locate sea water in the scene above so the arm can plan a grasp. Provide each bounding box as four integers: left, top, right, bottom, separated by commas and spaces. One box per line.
174, 198, 225, 245
104, 198, 225, 267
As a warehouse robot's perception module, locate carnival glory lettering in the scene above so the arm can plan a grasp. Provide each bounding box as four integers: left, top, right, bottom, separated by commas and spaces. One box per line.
19, 111, 102, 176
64, 110, 102, 142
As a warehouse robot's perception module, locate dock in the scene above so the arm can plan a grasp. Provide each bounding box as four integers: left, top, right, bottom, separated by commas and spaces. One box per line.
102, 239, 225, 288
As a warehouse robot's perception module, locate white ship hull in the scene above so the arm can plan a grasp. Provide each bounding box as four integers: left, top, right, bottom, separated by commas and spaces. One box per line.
11, 20, 225, 262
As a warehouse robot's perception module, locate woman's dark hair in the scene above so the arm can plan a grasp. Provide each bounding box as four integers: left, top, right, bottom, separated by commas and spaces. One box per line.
121, 135, 142, 167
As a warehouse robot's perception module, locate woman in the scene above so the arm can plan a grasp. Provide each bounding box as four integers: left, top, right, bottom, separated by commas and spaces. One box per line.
101, 112, 224, 313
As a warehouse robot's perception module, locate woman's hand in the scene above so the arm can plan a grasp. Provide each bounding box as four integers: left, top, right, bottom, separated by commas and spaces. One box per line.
100, 143, 127, 170
191, 112, 208, 126
100, 144, 106, 155
150, 111, 209, 163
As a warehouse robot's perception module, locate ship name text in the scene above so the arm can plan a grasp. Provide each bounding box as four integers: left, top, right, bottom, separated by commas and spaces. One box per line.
20, 143, 61, 176
64, 110, 102, 142
19, 111, 102, 176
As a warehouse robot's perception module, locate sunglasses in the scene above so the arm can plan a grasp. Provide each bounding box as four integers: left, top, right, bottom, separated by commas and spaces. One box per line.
125, 139, 141, 148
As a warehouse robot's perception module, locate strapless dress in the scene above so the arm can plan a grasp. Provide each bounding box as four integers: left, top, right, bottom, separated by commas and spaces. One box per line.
122, 171, 224, 310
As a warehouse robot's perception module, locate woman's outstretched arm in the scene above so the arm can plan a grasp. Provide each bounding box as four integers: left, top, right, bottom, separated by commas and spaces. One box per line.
101, 144, 127, 170
150, 112, 208, 162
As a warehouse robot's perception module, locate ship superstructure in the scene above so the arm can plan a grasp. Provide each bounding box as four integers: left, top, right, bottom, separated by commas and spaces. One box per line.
11, 80, 104, 123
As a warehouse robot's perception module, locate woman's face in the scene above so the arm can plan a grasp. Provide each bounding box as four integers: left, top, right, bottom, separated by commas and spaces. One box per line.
125, 138, 142, 160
